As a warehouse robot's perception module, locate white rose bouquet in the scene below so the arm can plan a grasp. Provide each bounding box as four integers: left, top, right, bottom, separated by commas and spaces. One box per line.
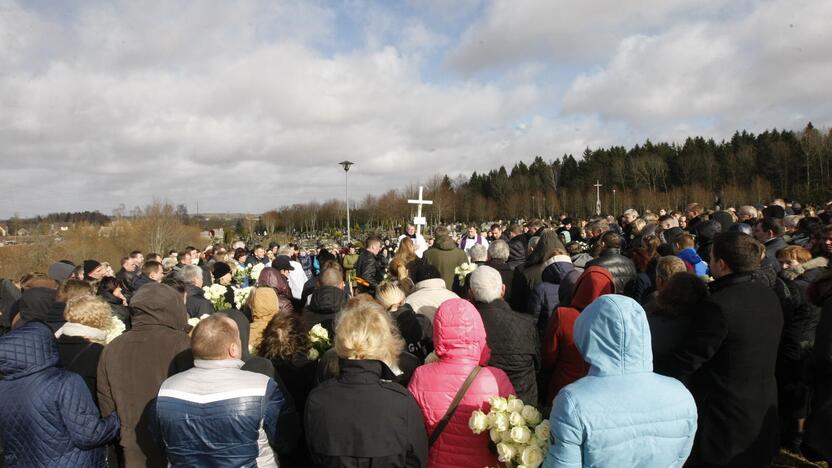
202, 284, 230, 311
468, 394, 550, 468
454, 262, 478, 286
232, 286, 253, 310
187, 314, 211, 333
307, 323, 332, 360
250, 263, 266, 285
234, 264, 251, 285
105, 317, 126, 344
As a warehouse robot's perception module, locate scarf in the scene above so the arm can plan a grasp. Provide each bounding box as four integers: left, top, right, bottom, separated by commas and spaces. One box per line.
55, 321, 108, 344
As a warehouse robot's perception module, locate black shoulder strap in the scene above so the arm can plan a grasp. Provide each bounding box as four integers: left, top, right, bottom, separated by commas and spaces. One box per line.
428, 366, 482, 447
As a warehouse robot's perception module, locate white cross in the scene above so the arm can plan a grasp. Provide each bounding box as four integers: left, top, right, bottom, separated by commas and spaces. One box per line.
594, 180, 603, 216
407, 186, 433, 237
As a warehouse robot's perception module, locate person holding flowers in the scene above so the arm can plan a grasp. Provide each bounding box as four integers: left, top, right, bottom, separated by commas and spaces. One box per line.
408, 298, 515, 468
542, 295, 697, 467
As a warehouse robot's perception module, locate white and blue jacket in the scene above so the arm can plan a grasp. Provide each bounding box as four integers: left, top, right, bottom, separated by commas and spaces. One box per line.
156, 359, 288, 467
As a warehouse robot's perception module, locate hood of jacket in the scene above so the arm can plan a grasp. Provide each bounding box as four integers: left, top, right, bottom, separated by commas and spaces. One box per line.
676, 247, 703, 265
308, 286, 347, 315
525, 230, 566, 267
0, 321, 59, 379
433, 235, 458, 251
250, 287, 279, 321
433, 298, 490, 365
541, 257, 575, 284
570, 266, 615, 310
130, 282, 188, 331
18, 287, 57, 323
258, 267, 292, 298
574, 294, 652, 377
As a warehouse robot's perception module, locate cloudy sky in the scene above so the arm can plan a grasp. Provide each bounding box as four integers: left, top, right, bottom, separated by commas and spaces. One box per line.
2, 0, 830, 218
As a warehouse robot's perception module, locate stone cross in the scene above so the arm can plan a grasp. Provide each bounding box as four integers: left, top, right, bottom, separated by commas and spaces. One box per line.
594, 180, 603, 216
407, 186, 433, 237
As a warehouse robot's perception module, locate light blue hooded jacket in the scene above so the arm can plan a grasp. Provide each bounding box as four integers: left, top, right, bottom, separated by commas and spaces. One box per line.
543, 295, 697, 468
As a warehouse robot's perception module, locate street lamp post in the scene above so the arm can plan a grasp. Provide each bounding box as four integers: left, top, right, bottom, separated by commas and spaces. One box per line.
339, 161, 354, 245
613, 188, 617, 216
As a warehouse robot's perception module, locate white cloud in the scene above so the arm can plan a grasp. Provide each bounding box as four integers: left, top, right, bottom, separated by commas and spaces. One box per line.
561, 0, 832, 136
1, 0, 829, 217
445, 0, 724, 73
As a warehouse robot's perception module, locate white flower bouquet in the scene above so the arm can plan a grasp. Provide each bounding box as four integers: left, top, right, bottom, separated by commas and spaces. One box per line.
187, 314, 211, 331
232, 286, 253, 310
105, 317, 126, 344
469, 395, 549, 468
234, 264, 251, 285
454, 262, 478, 286
307, 323, 332, 360
250, 263, 266, 285
202, 283, 230, 311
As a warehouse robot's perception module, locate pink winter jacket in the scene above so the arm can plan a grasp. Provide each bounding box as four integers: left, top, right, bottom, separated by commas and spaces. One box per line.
408, 298, 515, 468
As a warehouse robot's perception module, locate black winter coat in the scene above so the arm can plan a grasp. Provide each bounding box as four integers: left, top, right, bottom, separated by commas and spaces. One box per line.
305, 359, 428, 468
474, 299, 540, 405
659, 273, 782, 467
355, 250, 384, 294
185, 284, 214, 319
804, 272, 832, 461
389, 303, 433, 362
585, 248, 637, 297
57, 335, 104, 402
507, 233, 530, 268
300, 286, 348, 337
485, 259, 519, 310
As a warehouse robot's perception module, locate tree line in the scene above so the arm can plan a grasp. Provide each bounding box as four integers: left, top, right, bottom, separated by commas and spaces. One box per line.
272, 123, 832, 232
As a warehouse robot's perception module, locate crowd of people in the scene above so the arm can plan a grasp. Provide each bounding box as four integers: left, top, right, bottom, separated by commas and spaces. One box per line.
1, 197, 832, 467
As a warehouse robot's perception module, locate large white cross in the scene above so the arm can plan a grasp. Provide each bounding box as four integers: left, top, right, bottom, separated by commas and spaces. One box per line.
594, 180, 603, 216
408, 186, 433, 237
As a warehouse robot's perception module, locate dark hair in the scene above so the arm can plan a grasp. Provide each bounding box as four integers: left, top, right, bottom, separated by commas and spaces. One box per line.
711, 232, 762, 273
755, 217, 784, 237
98, 276, 121, 294
146, 252, 161, 262
410, 263, 441, 283
142, 260, 163, 276
257, 313, 310, 361
162, 277, 187, 294
600, 231, 622, 250
130, 250, 143, 258
233, 248, 248, 261
655, 272, 708, 317
177, 251, 189, 262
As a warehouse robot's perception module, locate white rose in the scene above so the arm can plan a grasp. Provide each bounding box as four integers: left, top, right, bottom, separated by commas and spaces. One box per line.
510, 425, 532, 444
468, 410, 488, 434
522, 405, 543, 426
509, 411, 526, 427
492, 412, 510, 432
309, 324, 330, 342
489, 396, 508, 412
307, 348, 320, 360
520, 444, 545, 468
507, 397, 525, 413
496, 442, 516, 463
534, 421, 551, 446
489, 428, 502, 443
187, 317, 200, 328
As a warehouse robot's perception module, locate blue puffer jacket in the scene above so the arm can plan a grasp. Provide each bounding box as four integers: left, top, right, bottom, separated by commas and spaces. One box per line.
543, 295, 697, 468
0, 321, 119, 467
155, 359, 294, 468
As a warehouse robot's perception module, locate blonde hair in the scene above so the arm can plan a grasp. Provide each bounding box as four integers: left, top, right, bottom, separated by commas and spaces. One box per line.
777, 245, 812, 264
64, 295, 113, 333
656, 256, 688, 282
375, 281, 406, 310
335, 298, 403, 368
57, 280, 94, 303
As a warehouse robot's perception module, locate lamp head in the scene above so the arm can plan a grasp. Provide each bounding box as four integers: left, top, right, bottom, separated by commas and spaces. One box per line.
339, 160, 354, 172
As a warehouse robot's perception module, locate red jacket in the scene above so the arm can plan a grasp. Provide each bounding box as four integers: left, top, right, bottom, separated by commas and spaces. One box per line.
541, 266, 615, 404
409, 298, 515, 468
